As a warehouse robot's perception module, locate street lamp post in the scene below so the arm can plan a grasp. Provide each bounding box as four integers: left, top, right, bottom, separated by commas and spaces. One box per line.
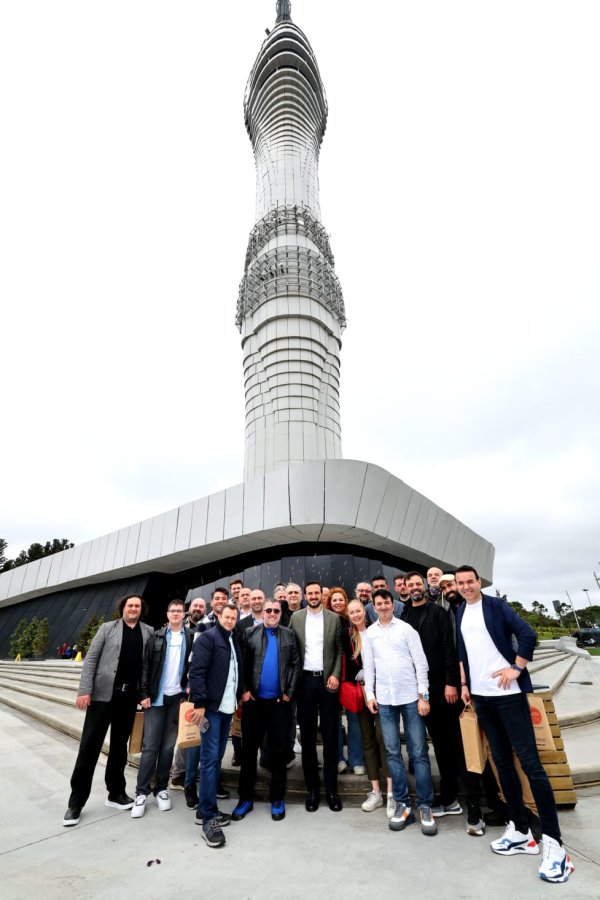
582, 588, 591, 607
565, 590, 581, 630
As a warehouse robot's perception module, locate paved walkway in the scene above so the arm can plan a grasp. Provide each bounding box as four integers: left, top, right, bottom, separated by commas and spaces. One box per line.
0, 706, 597, 900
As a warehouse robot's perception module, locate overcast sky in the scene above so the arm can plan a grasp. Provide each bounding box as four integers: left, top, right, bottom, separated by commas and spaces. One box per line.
1, 1, 599, 613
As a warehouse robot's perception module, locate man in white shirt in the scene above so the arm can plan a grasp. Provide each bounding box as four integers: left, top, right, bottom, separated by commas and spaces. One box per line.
362, 589, 437, 836
290, 581, 343, 812
456, 565, 574, 883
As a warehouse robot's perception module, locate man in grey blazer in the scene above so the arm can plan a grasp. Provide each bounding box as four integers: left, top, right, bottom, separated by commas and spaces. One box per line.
290, 581, 343, 812
63, 594, 154, 826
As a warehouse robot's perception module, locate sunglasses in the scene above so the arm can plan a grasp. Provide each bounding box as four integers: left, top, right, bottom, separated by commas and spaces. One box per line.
263, 608, 281, 614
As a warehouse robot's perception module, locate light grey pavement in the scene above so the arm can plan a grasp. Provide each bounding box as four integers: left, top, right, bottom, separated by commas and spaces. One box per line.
0, 707, 598, 900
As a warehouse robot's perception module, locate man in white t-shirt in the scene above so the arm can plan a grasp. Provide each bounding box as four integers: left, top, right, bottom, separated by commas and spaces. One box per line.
456, 565, 574, 883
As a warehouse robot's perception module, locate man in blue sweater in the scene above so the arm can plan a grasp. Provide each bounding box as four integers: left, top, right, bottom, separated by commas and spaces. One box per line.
456, 565, 574, 883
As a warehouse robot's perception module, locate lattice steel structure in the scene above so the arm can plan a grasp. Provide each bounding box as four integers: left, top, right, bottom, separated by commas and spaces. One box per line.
238, 1, 346, 480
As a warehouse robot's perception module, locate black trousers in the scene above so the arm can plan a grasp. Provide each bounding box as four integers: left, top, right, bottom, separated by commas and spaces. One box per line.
425, 691, 483, 807
69, 690, 137, 808
296, 674, 339, 795
238, 697, 291, 801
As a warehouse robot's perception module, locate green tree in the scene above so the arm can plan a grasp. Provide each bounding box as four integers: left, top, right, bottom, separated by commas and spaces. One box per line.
0, 538, 74, 571
0, 538, 9, 571
31, 617, 50, 658
9, 619, 28, 657
78, 614, 105, 655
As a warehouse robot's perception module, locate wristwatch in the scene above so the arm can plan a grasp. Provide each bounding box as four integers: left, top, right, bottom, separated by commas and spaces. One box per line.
420, 692, 429, 702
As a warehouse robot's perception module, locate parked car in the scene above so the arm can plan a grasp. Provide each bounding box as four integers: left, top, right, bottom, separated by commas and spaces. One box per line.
574, 628, 600, 647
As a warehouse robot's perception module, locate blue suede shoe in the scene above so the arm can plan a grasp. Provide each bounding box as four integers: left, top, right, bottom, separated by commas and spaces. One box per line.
231, 800, 254, 821
271, 800, 285, 821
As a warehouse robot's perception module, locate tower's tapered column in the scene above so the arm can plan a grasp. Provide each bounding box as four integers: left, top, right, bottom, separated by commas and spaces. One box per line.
237, 2, 346, 481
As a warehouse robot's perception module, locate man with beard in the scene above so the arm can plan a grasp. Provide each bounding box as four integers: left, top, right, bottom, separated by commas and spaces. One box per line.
63, 595, 154, 826
401, 572, 485, 836
394, 574, 410, 603
290, 581, 343, 812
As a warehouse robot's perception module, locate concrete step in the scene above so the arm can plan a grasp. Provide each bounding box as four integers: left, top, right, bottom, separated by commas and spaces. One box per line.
553, 657, 600, 728
0, 677, 79, 708
530, 655, 579, 695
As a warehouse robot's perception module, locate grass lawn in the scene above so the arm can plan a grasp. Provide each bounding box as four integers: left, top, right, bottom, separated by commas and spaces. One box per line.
587, 647, 600, 656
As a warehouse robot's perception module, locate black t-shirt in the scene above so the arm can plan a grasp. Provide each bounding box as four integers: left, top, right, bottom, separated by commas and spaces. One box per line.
114, 620, 143, 688
404, 604, 427, 633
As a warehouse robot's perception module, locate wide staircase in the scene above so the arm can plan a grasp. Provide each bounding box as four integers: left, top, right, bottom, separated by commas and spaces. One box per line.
1, 645, 598, 804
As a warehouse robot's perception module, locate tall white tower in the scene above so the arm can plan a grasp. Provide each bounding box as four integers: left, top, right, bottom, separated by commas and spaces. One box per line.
237, 1, 345, 481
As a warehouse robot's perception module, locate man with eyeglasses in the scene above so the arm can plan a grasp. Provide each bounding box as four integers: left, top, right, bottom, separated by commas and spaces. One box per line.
131, 599, 194, 819
231, 599, 301, 822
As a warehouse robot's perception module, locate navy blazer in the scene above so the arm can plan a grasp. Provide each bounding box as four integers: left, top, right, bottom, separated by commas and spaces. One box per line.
188, 621, 244, 712
456, 593, 536, 693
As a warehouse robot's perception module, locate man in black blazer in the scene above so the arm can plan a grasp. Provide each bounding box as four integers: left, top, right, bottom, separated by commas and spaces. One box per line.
290, 581, 343, 812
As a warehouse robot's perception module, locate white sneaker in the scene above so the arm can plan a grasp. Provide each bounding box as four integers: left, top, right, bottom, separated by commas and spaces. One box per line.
490, 821, 539, 856
156, 790, 172, 812
337, 760, 348, 774
353, 765, 366, 776
386, 794, 396, 820
293, 739, 302, 754
131, 795, 147, 818
539, 835, 574, 883
362, 790, 383, 812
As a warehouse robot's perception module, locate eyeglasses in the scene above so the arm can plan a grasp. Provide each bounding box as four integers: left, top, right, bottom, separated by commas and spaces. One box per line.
263, 608, 281, 614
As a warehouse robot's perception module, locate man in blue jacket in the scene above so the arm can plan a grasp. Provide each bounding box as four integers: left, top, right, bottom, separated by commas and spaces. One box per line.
456, 565, 574, 883
188, 603, 244, 848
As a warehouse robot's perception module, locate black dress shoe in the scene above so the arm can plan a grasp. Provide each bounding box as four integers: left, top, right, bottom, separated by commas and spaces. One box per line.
305, 791, 319, 812
326, 792, 343, 812
216, 781, 230, 800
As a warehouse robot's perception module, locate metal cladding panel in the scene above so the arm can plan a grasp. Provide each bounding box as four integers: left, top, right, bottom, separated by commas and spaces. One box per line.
76, 542, 93, 580
8, 563, 27, 597
0, 569, 14, 601
123, 522, 142, 567
35, 554, 54, 591
264, 466, 290, 530
243, 477, 264, 535
104, 530, 119, 573
46, 547, 66, 587
54, 545, 80, 586
356, 465, 391, 533
324, 460, 367, 526
386, 481, 412, 542
224, 483, 245, 540
411, 498, 436, 552
113, 527, 129, 570
289, 461, 325, 526
416, 502, 440, 556
443, 519, 461, 563
174, 502, 194, 553
20, 558, 41, 594
399, 491, 423, 547
189, 497, 209, 549
206, 490, 226, 545
428, 509, 452, 560
147, 516, 164, 560
136, 518, 153, 563
88, 535, 109, 576
373, 476, 403, 536
86, 535, 102, 576
160, 508, 179, 557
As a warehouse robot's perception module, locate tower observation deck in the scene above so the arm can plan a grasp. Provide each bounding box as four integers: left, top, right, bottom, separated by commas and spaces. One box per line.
237, 1, 346, 481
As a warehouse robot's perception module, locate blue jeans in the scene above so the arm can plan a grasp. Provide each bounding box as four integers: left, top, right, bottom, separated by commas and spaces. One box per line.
136, 694, 180, 795
185, 743, 201, 787
198, 710, 232, 821
338, 708, 365, 768
378, 701, 433, 809
473, 692, 561, 842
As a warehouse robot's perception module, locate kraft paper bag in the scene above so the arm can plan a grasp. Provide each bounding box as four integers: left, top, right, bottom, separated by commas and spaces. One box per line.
177, 701, 201, 750
129, 710, 144, 754
528, 694, 556, 751
460, 703, 487, 773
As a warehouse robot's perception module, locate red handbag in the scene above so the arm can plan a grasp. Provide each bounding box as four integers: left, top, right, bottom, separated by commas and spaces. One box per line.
340, 654, 364, 713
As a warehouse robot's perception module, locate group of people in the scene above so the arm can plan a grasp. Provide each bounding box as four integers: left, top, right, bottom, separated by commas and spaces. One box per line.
62, 566, 574, 883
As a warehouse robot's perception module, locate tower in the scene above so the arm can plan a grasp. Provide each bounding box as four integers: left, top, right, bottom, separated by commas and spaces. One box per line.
237, 1, 345, 481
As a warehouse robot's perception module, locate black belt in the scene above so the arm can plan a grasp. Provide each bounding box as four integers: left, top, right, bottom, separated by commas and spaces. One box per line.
304, 670, 323, 677
114, 683, 134, 693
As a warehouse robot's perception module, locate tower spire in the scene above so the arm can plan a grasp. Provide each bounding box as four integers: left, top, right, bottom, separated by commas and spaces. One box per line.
276, 1, 292, 23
